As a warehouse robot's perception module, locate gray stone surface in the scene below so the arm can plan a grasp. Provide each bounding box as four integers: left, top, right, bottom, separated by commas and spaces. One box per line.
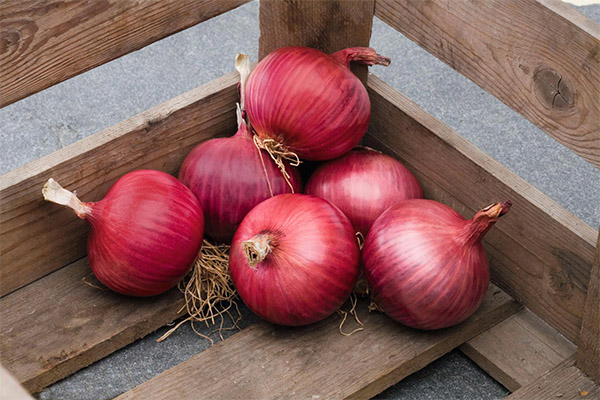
1, 1, 596, 399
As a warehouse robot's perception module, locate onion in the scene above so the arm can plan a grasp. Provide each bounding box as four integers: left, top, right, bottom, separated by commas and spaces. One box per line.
179, 55, 301, 243
305, 146, 422, 236
245, 46, 391, 161
362, 199, 511, 329
229, 194, 360, 326
42, 170, 204, 296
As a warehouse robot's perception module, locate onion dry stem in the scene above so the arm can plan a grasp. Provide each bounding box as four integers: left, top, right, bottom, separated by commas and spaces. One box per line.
157, 240, 240, 343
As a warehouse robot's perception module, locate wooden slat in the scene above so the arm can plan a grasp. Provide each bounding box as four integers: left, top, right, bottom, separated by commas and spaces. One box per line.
259, 0, 375, 82
375, 0, 600, 168
577, 232, 600, 382
506, 357, 599, 399
0, 71, 239, 297
0, 257, 184, 393
0, 364, 33, 400
115, 285, 519, 400
460, 309, 576, 391
0, 0, 249, 107
365, 75, 597, 344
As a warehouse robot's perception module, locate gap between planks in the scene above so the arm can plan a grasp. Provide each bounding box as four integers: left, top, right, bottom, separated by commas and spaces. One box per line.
0, 0, 250, 107
114, 285, 519, 400
375, 0, 600, 168
460, 308, 576, 392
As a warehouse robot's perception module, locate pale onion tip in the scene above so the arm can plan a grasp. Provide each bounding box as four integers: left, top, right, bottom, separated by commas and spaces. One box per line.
235, 53, 251, 109
42, 178, 89, 218
42, 178, 65, 202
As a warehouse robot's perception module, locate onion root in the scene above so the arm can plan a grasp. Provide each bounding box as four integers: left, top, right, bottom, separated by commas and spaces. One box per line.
157, 240, 241, 343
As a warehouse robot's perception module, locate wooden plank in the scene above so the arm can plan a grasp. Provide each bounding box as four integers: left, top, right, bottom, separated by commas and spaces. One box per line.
506, 356, 599, 399
0, 257, 184, 393
0, 71, 239, 297
365, 75, 598, 344
259, 0, 375, 82
577, 232, 600, 382
0, 364, 33, 400
460, 309, 576, 391
0, 0, 249, 107
375, 0, 600, 168
115, 285, 520, 400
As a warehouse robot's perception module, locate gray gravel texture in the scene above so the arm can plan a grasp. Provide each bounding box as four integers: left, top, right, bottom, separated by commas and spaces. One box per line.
0, 1, 596, 399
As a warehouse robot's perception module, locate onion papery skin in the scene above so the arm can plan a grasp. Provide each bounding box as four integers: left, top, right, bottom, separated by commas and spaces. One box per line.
362, 199, 511, 330
305, 147, 422, 235
86, 170, 204, 297
245, 46, 389, 161
178, 122, 302, 243
229, 194, 360, 326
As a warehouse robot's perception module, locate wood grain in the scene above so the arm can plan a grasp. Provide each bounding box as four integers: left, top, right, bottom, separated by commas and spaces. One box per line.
0, 0, 249, 107
0, 257, 185, 393
375, 0, 600, 168
259, 0, 375, 83
115, 285, 519, 400
0, 72, 239, 297
577, 232, 600, 382
365, 75, 598, 344
460, 309, 576, 391
507, 356, 599, 399
0, 364, 33, 400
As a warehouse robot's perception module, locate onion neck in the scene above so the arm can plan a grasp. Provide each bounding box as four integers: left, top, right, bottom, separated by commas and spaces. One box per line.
42, 178, 91, 219
331, 47, 391, 69
242, 232, 275, 269
235, 116, 253, 140
461, 201, 511, 246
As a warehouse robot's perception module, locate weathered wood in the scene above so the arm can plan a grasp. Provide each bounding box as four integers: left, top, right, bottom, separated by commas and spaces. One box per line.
0, 72, 239, 297
0, 257, 185, 393
0, 364, 33, 400
0, 0, 249, 107
365, 75, 597, 344
115, 285, 519, 400
259, 0, 375, 82
460, 309, 576, 391
506, 356, 599, 399
375, 0, 600, 168
577, 232, 600, 382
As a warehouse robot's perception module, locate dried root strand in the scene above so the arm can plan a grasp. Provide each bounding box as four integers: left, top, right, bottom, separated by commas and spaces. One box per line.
368, 298, 383, 313
253, 135, 300, 193
337, 292, 364, 337
157, 240, 241, 343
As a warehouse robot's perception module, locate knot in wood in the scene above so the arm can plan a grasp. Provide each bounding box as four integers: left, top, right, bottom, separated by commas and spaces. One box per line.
533, 67, 574, 111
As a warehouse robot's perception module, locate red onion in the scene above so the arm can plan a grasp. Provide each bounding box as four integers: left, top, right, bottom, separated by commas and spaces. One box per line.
178, 114, 301, 243
305, 146, 422, 235
362, 199, 511, 329
229, 194, 360, 326
245, 46, 391, 161
42, 170, 204, 296
179, 55, 301, 243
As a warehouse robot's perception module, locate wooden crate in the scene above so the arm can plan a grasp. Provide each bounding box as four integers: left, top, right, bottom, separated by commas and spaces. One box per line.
1, 0, 598, 398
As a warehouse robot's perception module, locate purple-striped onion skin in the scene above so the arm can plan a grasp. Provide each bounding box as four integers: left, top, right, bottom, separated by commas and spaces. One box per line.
363, 199, 511, 329
245, 46, 390, 161
87, 170, 204, 296
305, 147, 422, 235
178, 122, 301, 243
229, 194, 360, 326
